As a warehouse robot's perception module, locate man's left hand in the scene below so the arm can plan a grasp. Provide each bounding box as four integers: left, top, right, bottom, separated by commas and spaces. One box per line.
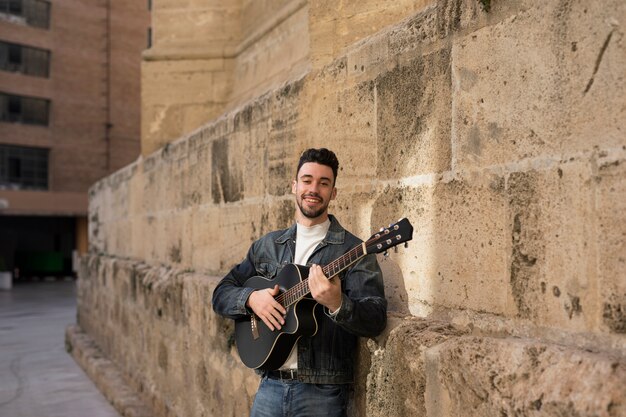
308, 264, 342, 312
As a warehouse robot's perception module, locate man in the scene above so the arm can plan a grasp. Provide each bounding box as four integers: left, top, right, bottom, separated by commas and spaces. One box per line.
212, 148, 387, 417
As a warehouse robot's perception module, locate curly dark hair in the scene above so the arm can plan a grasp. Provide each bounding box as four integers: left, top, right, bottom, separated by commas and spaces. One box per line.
296, 148, 339, 183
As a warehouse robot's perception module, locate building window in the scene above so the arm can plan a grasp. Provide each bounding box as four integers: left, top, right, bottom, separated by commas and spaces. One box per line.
0, 144, 49, 190
0, 0, 51, 29
0, 0, 21, 14
0, 92, 50, 126
0, 41, 50, 77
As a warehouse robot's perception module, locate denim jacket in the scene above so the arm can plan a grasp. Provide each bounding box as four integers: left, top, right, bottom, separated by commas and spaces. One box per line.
212, 215, 387, 384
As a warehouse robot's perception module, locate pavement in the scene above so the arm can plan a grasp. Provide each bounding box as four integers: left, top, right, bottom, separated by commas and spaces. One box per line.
0, 280, 122, 417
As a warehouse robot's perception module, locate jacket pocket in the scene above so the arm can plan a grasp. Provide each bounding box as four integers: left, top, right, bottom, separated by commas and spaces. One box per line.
255, 258, 280, 279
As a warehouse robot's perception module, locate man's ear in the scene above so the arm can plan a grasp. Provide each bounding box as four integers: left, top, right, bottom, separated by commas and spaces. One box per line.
331, 187, 337, 200
291, 180, 297, 194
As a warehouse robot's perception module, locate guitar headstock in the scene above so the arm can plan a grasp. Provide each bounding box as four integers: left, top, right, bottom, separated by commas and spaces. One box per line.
364, 218, 414, 255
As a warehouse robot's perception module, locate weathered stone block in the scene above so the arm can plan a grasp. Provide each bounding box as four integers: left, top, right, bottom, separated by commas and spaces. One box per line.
451, 0, 626, 169
596, 150, 626, 334
361, 317, 463, 417
506, 158, 612, 332
308, 0, 437, 69
76, 256, 258, 417
265, 80, 305, 196
431, 336, 626, 417
376, 47, 452, 178
152, 5, 242, 45
231, 4, 310, 107
211, 136, 245, 204
371, 173, 511, 317
305, 77, 378, 185
141, 58, 231, 154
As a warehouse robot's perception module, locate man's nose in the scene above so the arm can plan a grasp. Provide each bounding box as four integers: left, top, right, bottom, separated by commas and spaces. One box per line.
309, 182, 321, 193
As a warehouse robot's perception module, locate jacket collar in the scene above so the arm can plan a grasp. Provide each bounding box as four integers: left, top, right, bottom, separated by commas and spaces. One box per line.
275, 214, 345, 245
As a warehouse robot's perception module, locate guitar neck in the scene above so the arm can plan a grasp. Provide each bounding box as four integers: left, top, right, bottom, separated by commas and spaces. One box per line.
281, 243, 366, 308
321, 244, 365, 278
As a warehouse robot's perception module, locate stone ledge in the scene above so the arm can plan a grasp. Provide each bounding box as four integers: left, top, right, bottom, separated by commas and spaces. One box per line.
364, 316, 626, 417
65, 325, 153, 417
429, 335, 626, 417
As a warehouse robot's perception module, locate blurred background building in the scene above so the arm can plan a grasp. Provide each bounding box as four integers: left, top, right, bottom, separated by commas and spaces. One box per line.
0, 0, 149, 280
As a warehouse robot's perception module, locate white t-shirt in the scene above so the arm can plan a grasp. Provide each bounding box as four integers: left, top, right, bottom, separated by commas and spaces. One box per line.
280, 219, 330, 370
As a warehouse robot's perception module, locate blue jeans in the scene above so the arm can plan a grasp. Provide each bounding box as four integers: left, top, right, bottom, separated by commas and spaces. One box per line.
250, 376, 349, 417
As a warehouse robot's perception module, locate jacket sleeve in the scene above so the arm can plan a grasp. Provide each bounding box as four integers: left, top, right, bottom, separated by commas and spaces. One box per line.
211, 245, 257, 320
327, 253, 387, 337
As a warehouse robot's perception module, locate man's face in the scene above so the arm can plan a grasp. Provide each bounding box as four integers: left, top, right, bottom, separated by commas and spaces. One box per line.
292, 162, 337, 221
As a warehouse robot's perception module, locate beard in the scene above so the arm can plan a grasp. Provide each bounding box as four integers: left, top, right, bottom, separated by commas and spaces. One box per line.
296, 193, 329, 219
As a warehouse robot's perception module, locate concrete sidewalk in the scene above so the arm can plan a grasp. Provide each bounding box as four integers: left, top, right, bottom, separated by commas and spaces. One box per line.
0, 280, 122, 417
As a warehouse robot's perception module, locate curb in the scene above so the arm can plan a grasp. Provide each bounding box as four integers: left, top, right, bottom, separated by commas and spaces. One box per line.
65, 324, 153, 417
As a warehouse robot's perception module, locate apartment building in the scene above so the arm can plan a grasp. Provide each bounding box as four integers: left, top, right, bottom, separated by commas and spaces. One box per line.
0, 0, 149, 280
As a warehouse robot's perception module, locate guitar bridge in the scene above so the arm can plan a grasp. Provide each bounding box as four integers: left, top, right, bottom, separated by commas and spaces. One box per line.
251, 314, 260, 340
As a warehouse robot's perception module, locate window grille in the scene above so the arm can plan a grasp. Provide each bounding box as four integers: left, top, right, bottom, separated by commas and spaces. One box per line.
0, 41, 50, 77
0, 144, 49, 190
0, 0, 50, 29
0, 92, 50, 126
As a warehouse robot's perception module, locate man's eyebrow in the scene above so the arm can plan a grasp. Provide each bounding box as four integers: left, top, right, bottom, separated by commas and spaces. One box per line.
298, 174, 333, 182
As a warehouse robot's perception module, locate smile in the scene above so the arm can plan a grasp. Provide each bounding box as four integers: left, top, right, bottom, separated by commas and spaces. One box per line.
303, 195, 321, 203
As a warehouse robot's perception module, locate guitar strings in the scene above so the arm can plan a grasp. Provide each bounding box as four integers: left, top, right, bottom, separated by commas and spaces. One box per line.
275, 245, 363, 307
274, 231, 389, 308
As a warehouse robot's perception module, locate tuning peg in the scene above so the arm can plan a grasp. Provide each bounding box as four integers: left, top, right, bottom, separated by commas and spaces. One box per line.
394, 247, 398, 253
383, 250, 389, 258
404, 242, 409, 248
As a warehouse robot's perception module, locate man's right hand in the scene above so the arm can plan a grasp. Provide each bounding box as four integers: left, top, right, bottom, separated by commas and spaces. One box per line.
246, 285, 287, 331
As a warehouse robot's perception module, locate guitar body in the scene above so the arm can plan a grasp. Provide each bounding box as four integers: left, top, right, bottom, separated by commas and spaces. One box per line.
235, 264, 320, 370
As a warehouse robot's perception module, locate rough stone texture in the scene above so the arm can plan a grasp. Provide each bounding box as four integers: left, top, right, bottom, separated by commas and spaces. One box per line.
141, 0, 310, 154
308, 0, 437, 69
359, 317, 464, 417
141, 58, 232, 152
75, 256, 258, 417
431, 336, 626, 417
596, 151, 626, 334
376, 47, 453, 178
451, 0, 626, 170
79, 1, 626, 416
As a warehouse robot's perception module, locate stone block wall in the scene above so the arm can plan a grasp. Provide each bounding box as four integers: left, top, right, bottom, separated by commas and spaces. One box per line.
141, 0, 311, 155
76, 0, 625, 416
74, 257, 258, 417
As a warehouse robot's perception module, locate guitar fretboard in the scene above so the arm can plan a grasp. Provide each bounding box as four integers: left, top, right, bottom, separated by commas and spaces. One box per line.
278, 244, 365, 308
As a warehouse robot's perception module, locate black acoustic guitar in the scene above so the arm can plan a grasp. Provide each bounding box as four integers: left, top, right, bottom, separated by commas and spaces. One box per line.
234, 218, 414, 370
